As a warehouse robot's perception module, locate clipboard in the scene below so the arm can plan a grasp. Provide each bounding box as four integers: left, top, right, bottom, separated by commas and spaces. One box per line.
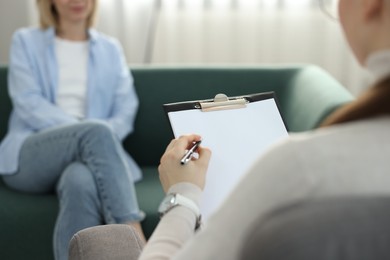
163, 92, 289, 221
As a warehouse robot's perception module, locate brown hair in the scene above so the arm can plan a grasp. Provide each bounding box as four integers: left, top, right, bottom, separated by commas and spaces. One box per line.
36, 0, 98, 30
321, 77, 390, 127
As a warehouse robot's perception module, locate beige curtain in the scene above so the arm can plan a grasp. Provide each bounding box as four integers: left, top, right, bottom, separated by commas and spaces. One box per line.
25, 0, 372, 95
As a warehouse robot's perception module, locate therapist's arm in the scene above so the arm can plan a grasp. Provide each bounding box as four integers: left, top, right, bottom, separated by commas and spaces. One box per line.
139, 135, 211, 260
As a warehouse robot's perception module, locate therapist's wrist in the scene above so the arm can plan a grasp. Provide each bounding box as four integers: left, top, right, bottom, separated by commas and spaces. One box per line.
167, 182, 203, 207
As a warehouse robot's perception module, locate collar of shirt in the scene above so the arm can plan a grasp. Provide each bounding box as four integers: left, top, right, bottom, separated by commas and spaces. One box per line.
43, 27, 99, 46
365, 49, 390, 84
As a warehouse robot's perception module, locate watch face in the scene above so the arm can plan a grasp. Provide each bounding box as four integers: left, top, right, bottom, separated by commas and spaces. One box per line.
158, 194, 177, 214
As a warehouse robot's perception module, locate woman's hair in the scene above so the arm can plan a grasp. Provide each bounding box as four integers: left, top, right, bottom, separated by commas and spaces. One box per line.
321, 76, 390, 127
36, 0, 98, 30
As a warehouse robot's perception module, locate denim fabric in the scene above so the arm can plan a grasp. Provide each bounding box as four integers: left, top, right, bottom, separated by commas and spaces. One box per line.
3, 121, 145, 260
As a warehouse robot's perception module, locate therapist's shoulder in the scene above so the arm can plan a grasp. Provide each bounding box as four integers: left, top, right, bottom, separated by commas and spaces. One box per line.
253, 127, 338, 172
258, 122, 363, 171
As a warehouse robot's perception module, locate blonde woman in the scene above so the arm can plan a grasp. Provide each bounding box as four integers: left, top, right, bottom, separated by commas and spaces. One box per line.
0, 0, 145, 259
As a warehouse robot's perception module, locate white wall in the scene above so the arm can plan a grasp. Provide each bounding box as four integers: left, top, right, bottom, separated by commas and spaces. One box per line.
0, 0, 31, 64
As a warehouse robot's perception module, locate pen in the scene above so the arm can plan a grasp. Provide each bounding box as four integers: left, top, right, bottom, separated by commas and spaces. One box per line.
180, 140, 202, 165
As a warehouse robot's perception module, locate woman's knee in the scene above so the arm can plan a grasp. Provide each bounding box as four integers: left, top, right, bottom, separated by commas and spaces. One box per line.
76, 121, 120, 152
57, 162, 97, 199
78, 121, 115, 140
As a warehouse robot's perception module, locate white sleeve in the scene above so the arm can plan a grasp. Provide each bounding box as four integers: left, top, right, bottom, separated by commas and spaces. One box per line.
141, 140, 316, 260
139, 183, 202, 260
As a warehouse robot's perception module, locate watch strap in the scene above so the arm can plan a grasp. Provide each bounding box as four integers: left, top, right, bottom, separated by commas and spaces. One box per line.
174, 193, 200, 217
159, 193, 202, 230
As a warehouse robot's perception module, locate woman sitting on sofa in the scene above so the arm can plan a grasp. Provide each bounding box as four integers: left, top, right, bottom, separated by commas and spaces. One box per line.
0, 0, 146, 259
70, 0, 390, 259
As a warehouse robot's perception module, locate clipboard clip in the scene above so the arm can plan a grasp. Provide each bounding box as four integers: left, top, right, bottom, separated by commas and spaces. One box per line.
199, 93, 247, 112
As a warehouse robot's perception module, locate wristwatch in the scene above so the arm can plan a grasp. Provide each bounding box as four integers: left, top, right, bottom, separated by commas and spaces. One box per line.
158, 193, 202, 230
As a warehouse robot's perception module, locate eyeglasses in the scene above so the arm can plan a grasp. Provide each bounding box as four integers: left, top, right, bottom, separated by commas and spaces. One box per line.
319, 0, 339, 20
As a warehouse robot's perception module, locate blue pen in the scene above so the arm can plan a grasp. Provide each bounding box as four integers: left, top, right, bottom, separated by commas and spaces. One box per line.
180, 140, 202, 165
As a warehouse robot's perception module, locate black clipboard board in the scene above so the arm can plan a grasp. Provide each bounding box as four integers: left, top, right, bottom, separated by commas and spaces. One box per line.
163, 92, 289, 220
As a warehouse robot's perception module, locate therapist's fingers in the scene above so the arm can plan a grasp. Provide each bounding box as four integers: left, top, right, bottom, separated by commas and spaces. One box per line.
197, 146, 212, 165
158, 145, 211, 192
165, 134, 202, 154
177, 134, 202, 150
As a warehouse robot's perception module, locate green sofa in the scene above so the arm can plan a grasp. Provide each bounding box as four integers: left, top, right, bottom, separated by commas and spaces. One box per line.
0, 65, 354, 260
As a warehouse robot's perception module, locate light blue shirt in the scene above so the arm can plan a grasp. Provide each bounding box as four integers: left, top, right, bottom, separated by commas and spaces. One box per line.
0, 27, 141, 181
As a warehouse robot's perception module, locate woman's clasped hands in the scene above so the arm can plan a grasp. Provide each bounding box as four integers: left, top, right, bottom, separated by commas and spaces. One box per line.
158, 134, 212, 193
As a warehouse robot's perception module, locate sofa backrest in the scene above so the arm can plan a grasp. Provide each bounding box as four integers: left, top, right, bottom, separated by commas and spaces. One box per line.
0, 65, 354, 167
0, 67, 11, 142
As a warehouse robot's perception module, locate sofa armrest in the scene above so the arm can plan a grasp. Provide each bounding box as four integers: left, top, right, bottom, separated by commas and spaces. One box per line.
69, 224, 145, 260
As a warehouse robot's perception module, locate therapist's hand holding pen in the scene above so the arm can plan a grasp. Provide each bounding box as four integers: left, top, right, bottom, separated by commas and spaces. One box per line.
158, 134, 212, 193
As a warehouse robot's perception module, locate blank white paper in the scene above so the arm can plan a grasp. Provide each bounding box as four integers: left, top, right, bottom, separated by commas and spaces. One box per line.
167, 98, 288, 221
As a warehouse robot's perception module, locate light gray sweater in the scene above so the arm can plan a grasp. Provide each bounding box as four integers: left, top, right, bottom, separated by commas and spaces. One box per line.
140, 116, 390, 260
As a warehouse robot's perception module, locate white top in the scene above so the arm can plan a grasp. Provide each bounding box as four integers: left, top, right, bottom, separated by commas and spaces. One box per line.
55, 37, 89, 119
139, 50, 390, 260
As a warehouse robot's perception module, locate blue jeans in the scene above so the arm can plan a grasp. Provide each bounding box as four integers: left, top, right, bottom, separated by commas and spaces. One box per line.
2, 121, 144, 260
